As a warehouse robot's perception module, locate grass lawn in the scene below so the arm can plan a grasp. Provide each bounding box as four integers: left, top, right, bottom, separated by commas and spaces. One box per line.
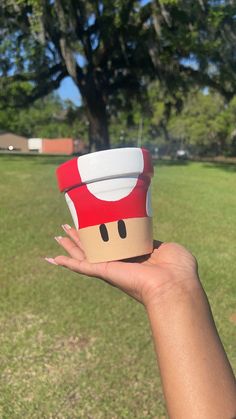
0, 154, 235, 418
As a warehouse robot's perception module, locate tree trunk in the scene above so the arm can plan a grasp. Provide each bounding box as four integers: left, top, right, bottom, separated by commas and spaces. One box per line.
80, 80, 110, 152
86, 104, 110, 152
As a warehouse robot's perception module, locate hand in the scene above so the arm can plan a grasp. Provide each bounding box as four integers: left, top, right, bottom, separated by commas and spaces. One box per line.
46, 226, 236, 418
46, 224, 200, 308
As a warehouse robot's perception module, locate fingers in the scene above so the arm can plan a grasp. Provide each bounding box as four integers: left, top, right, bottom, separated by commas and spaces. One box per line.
54, 236, 85, 261
62, 224, 84, 250
53, 254, 137, 292
54, 254, 106, 279
46, 226, 165, 302
54, 255, 84, 271
46, 252, 142, 301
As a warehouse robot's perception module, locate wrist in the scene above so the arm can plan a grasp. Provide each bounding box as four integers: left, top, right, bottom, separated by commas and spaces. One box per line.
143, 272, 204, 315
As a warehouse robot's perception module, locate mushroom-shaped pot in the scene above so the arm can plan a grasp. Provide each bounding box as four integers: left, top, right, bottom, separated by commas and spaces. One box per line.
56, 147, 154, 263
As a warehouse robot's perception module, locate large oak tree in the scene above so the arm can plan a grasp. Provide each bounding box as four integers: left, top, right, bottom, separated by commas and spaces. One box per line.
0, 0, 236, 150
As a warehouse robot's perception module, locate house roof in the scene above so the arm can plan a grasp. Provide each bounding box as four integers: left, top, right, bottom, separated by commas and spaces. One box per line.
0, 132, 28, 141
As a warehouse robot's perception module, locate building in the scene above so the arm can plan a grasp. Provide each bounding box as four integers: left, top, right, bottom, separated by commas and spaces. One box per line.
28, 138, 43, 153
0, 132, 28, 152
28, 138, 88, 155
0, 133, 88, 155
42, 138, 74, 155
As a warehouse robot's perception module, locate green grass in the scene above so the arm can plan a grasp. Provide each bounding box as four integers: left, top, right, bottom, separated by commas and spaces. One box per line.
0, 155, 235, 418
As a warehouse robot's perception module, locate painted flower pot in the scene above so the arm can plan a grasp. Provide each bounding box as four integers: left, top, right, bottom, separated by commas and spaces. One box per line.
56, 147, 154, 263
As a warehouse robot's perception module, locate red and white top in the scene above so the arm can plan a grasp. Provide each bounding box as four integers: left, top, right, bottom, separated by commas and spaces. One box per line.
56, 148, 153, 229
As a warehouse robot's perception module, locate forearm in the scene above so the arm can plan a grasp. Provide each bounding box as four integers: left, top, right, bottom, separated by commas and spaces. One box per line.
146, 280, 236, 419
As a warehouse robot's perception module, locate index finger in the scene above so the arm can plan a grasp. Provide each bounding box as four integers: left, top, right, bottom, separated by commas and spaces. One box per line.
61, 224, 84, 250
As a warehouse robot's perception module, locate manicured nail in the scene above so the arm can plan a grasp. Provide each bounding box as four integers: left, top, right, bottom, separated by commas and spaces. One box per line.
54, 236, 63, 243
62, 224, 71, 232
45, 257, 58, 265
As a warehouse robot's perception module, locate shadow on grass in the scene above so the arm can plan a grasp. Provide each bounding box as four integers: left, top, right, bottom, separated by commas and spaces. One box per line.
202, 162, 236, 173
153, 159, 189, 167
153, 158, 236, 173
2, 154, 235, 172
0, 154, 190, 168
0, 153, 71, 166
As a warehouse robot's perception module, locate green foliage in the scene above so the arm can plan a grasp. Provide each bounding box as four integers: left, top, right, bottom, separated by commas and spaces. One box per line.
109, 86, 236, 156
0, 94, 87, 140
0, 85, 236, 156
1, 1, 236, 149
168, 90, 236, 155
108, 81, 170, 148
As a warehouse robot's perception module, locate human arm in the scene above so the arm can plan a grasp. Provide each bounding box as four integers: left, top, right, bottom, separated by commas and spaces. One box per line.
146, 276, 236, 418
46, 225, 236, 418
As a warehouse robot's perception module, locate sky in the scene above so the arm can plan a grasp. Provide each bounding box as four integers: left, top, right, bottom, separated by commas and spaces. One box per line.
57, 76, 82, 106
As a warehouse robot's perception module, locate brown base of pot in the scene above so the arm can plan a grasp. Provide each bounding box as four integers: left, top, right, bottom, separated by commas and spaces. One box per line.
78, 217, 153, 263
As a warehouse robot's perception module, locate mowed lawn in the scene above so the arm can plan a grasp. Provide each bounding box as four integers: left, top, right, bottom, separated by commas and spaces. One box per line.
0, 154, 235, 418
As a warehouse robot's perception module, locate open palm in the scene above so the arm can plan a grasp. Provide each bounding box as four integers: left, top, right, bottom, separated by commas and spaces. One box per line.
48, 225, 199, 307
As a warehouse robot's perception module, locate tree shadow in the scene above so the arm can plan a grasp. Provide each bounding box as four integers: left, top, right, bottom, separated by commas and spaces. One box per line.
202, 162, 236, 173
152, 158, 236, 173
36, 155, 72, 165
152, 158, 189, 167
2, 154, 235, 172
0, 153, 71, 166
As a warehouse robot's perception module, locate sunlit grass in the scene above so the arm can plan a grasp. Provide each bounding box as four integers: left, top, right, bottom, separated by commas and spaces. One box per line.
0, 154, 235, 418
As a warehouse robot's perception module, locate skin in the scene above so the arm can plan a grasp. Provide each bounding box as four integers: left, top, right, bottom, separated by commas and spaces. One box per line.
46, 224, 236, 419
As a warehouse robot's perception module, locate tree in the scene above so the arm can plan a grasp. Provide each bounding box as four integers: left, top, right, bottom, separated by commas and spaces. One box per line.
0, 93, 88, 139
0, 0, 153, 150
167, 90, 236, 155
0, 0, 236, 150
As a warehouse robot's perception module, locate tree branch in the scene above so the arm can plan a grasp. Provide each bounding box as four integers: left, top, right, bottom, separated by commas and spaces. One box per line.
1, 63, 65, 83
54, 0, 85, 85
0, 69, 67, 110
179, 64, 236, 100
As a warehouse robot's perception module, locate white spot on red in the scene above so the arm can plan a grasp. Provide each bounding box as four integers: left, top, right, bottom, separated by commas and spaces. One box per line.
146, 185, 152, 216
65, 192, 79, 229
86, 176, 139, 201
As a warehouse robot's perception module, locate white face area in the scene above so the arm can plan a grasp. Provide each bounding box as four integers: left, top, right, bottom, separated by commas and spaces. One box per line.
86, 176, 139, 201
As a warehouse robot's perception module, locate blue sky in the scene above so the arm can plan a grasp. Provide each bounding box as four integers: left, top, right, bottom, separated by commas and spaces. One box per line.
57, 76, 82, 106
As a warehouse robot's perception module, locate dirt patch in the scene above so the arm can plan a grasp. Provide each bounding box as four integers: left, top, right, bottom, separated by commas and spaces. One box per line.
53, 335, 92, 353
229, 313, 236, 325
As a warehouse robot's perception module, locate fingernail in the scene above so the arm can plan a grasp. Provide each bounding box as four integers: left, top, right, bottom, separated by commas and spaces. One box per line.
62, 224, 71, 232
54, 236, 63, 243
45, 257, 58, 265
